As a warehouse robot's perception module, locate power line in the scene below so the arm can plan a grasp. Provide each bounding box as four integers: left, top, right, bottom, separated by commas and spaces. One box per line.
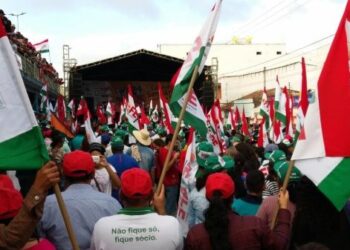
242, 0, 313, 36
220, 34, 334, 76
231, 0, 294, 35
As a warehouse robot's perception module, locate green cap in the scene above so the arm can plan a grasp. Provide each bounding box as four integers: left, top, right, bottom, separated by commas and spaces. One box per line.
156, 126, 167, 137
179, 130, 185, 138
222, 155, 235, 170
265, 149, 286, 163
231, 135, 241, 144
114, 129, 128, 140
100, 125, 110, 132
111, 136, 124, 149
274, 161, 301, 182
203, 155, 229, 173
196, 142, 214, 167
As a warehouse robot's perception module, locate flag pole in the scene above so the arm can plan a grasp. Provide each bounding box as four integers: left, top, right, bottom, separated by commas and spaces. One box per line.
53, 184, 80, 250
270, 159, 295, 229
156, 65, 199, 194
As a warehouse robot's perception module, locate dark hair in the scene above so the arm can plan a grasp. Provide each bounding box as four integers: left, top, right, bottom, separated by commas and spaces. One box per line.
204, 191, 232, 250
235, 143, 260, 172
225, 152, 246, 199
246, 170, 265, 193
89, 143, 106, 154
153, 138, 166, 147
165, 134, 173, 144
65, 172, 94, 185
195, 169, 209, 191
119, 190, 153, 207
291, 176, 350, 249
51, 132, 64, 148
278, 142, 292, 160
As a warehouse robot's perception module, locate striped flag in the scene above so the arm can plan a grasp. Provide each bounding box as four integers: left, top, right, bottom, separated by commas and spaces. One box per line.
170, 0, 222, 137
33, 39, 49, 53
295, 57, 309, 143
0, 20, 49, 170
158, 82, 175, 134
126, 85, 140, 132
259, 87, 270, 131
292, 1, 350, 210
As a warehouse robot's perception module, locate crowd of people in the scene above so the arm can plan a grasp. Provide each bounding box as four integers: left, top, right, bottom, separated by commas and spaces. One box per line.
0, 9, 63, 85
1, 115, 350, 250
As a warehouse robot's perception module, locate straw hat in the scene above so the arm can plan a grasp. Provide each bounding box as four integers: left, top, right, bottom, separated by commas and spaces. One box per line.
133, 128, 152, 146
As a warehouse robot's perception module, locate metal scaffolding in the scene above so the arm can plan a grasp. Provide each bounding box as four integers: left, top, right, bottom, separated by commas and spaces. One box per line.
62, 45, 77, 99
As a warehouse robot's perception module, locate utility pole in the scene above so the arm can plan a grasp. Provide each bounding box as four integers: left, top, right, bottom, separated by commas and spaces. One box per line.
8, 12, 26, 32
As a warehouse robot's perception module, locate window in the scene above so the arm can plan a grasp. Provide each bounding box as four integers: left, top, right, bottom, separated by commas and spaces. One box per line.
276, 51, 282, 55
256, 51, 262, 55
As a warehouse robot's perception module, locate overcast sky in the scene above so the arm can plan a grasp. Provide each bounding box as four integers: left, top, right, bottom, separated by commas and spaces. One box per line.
1, 0, 346, 77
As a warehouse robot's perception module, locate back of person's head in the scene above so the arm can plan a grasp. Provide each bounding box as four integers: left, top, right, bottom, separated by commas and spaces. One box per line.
245, 169, 265, 194
0, 175, 23, 225
235, 142, 260, 171
111, 136, 124, 153
204, 173, 235, 250
165, 134, 173, 145
63, 150, 95, 184
119, 168, 153, 207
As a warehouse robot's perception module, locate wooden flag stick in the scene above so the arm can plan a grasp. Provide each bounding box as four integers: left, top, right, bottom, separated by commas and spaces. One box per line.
156, 65, 199, 195
54, 184, 80, 250
270, 159, 295, 229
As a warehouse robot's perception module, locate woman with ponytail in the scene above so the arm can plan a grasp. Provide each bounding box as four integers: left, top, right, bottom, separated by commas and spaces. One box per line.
185, 173, 291, 250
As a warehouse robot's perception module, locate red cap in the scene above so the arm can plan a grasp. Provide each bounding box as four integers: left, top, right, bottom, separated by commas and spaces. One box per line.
0, 175, 23, 220
121, 168, 152, 198
206, 173, 235, 200
63, 150, 95, 177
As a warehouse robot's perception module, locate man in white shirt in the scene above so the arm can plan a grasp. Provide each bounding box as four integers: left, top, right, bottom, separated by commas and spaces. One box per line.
91, 168, 183, 250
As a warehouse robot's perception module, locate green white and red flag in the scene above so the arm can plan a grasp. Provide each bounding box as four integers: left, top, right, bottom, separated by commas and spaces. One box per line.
208, 102, 225, 154
206, 112, 223, 155
259, 87, 271, 131
158, 82, 175, 134
0, 20, 49, 169
33, 39, 49, 53
106, 101, 116, 125
77, 97, 97, 143
177, 128, 197, 236
226, 106, 236, 130
126, 85, 140, 132
170, 0, 223, 137
292, 1, 350, 210
67, 98, 76, 119
257, 118, 269, 148
295, 57, 309, 142
275, 77, 287, 127
118, 99, 127, 125
96, 104, 107, 125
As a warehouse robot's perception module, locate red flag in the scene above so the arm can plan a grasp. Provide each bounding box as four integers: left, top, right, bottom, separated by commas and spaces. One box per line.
300, 57, 309, 115
96, 104, 107, 124
317, 1, 350, 155
284, 87, 291, 135
241, 108, 250, 137
234, 106, 241, 126
76, 98, 89, 119
140, 106, 151, 126
56, 95, 66, 122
